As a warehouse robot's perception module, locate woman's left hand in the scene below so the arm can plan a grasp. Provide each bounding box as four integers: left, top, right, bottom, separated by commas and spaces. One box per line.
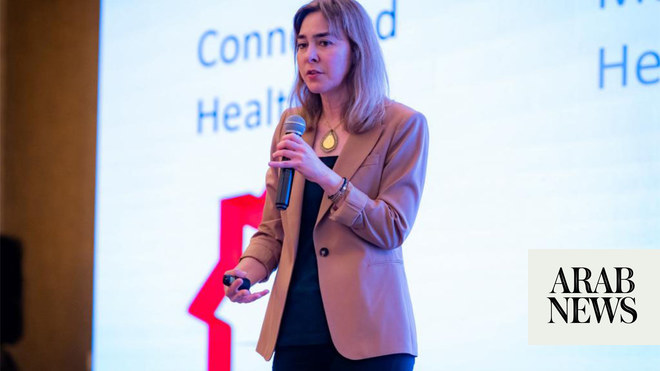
269, 133, 334, 186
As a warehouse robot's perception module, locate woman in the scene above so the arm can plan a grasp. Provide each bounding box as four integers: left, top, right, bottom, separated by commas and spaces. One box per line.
224, 0, 428, 369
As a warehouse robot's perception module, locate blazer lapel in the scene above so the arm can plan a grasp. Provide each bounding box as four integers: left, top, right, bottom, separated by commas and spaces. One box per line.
316, 124, 384, 226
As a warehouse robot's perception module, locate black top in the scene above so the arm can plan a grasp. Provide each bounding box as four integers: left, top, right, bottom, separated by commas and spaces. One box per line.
276, 156, 338, 348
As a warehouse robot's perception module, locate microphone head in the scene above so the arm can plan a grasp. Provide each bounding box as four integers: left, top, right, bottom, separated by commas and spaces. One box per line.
283, 115, 306, 136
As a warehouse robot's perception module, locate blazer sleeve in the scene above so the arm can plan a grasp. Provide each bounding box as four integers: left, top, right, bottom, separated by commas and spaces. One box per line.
328, 111, 429, 249
239, 114, 287, 281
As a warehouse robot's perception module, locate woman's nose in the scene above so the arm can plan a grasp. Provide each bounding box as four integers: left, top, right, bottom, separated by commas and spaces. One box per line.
307, 46, 319, 62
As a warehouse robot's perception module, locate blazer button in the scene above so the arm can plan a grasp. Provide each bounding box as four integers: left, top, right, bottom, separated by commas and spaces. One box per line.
319, 247, 329, 257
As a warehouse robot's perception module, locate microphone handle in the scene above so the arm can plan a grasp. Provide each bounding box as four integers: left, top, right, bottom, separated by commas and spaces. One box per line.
275, 157, 294, 210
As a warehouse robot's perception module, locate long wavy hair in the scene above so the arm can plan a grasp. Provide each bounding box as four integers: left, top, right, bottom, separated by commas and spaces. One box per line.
291, 0, 389, 134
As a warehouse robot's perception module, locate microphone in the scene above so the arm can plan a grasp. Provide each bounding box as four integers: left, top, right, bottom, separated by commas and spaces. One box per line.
275, 115, 306, 210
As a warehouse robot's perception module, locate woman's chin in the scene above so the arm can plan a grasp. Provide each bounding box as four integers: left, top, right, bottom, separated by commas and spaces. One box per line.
305, 85, 325, 95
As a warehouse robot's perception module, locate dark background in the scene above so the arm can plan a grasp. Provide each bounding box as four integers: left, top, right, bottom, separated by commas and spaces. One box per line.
1, 0, 98, 369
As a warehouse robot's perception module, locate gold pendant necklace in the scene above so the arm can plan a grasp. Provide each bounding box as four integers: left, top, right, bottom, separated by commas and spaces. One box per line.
320, 120, 341, 153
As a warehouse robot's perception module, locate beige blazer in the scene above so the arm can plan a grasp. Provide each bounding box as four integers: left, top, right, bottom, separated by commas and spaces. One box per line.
241, 100, 429, 361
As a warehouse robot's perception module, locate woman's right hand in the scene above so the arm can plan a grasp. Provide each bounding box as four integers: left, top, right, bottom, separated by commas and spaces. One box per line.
224, 268, 270, 304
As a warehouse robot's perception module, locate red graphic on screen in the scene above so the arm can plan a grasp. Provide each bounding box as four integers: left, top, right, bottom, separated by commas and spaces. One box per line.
188, 191, 266, 371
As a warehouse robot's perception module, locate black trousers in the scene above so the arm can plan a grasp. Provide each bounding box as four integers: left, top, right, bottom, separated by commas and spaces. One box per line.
272, 343, 415, 371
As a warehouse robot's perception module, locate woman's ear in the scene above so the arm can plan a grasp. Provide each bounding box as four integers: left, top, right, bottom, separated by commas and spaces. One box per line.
351, 42, 360, 65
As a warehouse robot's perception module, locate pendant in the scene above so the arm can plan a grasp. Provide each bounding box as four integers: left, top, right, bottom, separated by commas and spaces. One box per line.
321, 129, 338, 152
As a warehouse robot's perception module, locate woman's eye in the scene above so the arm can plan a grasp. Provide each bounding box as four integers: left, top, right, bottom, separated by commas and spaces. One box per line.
296, 43, 308, 50
319, 40, 331, 47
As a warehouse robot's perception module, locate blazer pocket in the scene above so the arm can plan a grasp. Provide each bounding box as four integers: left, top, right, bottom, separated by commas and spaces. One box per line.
360, 152, 380, 167
369, 258, 403, 266
351, 153, 383, 198
368, 247, 403, 266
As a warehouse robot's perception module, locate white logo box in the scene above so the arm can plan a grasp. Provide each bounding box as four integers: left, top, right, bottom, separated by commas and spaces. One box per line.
528, 249, 660, 345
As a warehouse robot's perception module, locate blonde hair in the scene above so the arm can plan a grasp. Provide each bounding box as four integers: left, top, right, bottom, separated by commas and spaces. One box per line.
291, 0, 388, 134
